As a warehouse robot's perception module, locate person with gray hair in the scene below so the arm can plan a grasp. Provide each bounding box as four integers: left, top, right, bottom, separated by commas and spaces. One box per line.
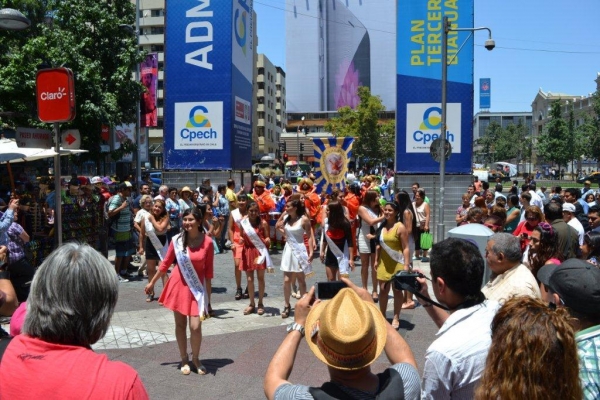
0, 243, 149, 399
483, 233, 541, 303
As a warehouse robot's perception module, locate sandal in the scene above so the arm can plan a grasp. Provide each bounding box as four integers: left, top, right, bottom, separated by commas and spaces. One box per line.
243, 287, 250, 299
372, 292, 379, 303
243, 305, 255, 315
146, 293, 153, 303
257, 303, 265, 316
180, 362, 191, 375
235, 287, 243, 301
192, 358, 207, 375
281, 305, 291, 319
391, 316, 400, 330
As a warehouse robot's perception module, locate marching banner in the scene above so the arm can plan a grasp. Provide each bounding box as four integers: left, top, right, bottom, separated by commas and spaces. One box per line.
313, 137, 354, 194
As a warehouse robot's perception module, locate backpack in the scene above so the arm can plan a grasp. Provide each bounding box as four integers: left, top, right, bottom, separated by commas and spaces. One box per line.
103, 195, 120, 228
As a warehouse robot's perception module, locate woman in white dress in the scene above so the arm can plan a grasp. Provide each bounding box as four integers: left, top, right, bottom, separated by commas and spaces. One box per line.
278, 199, 314, 319
357, 190, 385, 302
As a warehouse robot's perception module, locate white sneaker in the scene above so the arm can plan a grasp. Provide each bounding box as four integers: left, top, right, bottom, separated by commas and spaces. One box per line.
118, 275, 129, 283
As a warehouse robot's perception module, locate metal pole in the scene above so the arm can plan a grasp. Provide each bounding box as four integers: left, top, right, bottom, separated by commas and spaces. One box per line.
54, 122, 62, 247
296, 126, 300, 161
438, 16, 449, 242
135, 0, 141, 188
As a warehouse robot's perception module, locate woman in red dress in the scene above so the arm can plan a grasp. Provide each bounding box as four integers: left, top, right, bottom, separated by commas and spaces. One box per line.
240, 202, 271, 315
145, 207, 213, 376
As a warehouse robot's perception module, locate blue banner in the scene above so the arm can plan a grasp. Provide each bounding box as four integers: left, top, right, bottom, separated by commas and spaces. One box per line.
479, 78, 491, 109
395, 0, 474, 174
164, 0, 253, 170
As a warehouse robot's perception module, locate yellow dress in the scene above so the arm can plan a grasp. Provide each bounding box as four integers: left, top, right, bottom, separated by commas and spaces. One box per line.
377, 223, 405, 281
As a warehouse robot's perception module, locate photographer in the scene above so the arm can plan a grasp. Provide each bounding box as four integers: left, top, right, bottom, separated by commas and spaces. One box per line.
414, 238, 500, 399
264, 278, 420, 400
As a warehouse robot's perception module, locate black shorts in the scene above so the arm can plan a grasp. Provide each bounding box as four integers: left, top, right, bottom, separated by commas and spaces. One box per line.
145, 235, 167, 261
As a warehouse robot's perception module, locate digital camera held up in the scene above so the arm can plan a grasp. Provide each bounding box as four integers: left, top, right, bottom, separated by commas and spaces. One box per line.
392, 271, 423, 293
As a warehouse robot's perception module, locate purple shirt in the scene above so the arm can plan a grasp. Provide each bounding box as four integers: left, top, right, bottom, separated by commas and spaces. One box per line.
7, 222, 25, 263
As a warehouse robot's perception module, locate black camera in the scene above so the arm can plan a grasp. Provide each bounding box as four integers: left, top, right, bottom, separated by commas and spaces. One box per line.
392, 271, 423, 293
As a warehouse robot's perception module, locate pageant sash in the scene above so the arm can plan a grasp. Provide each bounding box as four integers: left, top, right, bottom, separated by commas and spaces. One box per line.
241, 217, 274, 273
285, 219, 313, 277
173, 233, 210, 320
379, 225, 405, 265
322, 221, 350, 277
145, 217, 168, 260
231, 208, 242, 227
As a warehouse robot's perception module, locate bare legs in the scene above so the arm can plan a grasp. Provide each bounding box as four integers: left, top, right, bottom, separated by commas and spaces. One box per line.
325, 265, 339, 281
283, 272, 306, 309
360, 252, 378, 299
378, 281, 402, 328
246, 269, 266, 308
174, 312, 203, 372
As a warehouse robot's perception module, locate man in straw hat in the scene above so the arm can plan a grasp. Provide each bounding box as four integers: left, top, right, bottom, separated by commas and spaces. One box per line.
264, 279, 420, 399
414, 238, 500, 399
298, 177, 321, 231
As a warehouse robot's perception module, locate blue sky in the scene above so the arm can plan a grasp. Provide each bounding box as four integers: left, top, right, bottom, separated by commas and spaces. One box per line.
253, 0, 600, 112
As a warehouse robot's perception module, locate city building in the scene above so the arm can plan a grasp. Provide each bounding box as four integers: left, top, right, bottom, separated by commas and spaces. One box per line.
255, 54, 287, 161
530, 73, 600, 168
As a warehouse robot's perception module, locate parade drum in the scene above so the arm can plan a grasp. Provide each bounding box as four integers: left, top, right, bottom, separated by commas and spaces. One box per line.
269, 212, 282, 223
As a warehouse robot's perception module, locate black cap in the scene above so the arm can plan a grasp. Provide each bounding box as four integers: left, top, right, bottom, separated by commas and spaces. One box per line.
537, 258, 600, 315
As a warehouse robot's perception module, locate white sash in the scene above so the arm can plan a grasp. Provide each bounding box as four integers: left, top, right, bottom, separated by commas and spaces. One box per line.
322, 221, 350, 277
379, 225, 405, 265
285, 219, 314, 277
144, 217, 168, 260
173, 233, 210, 320
241, 217, 274, 273
231, 208, 242, 227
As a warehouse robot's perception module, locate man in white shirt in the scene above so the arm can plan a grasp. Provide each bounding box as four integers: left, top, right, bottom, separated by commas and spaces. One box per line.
483, 233, 541, 302
154, 185, 168, 201
563, 203, 585, 246
527, 183, 544, 212
416, 238, 500, 399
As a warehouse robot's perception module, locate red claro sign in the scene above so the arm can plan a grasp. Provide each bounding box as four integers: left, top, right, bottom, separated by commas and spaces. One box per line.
36, 67, 76, 123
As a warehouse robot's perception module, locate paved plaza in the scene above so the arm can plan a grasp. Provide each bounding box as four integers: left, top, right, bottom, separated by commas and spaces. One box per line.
6, 247, 441, 399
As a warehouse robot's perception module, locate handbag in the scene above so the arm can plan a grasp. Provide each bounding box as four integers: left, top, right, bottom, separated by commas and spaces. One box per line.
420, 232, 433, 250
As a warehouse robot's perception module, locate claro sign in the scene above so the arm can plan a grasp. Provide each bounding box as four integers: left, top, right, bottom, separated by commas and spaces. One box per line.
36, 67, 76, 123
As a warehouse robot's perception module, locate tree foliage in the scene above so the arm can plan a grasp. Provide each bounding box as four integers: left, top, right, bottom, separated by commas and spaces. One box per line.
580, 91, 600, 166
0, 0, 142, 167
476, 119, 531, 170
324, 86, 395, 165
536, 100, 571, 167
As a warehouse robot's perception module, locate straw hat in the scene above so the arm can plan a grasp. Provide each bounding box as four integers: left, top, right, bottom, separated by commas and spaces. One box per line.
180, 186, 193, 194
305, 288, 387, 371
297, 178, 314, 193
254, 180, 266, 188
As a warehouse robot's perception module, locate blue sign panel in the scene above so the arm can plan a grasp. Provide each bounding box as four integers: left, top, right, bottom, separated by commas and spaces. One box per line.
164, 0, 253, 170
395, 0, 474, 174
479, 78, 491, 109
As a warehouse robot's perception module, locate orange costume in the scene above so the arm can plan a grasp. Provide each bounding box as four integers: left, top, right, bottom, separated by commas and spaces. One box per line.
252, 181, 276, 215
343, 191, 360, 258
298, 178, 321, 227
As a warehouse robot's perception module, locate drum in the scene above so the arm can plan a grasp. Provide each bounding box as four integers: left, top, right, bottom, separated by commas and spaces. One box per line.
268, 212, 282, 226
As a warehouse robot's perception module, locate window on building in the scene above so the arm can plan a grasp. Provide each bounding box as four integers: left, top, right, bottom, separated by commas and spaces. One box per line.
258, 67, 264, 76
150, 9, 165, 17
150, 45, 164, 52
150, 26, 165, 35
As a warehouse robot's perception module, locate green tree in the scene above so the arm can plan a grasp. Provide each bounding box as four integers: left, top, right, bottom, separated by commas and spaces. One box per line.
476, 121, 502, 166
0, 0, 142, 167
536, 100, 571, 167
580, 91, 600, 168
324, 86, 395, 165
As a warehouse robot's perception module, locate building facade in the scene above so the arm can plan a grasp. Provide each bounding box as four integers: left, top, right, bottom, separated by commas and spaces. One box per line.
255, 54, 287, 160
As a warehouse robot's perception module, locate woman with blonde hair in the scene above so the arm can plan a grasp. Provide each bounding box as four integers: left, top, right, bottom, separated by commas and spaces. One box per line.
475, 296, 582, 399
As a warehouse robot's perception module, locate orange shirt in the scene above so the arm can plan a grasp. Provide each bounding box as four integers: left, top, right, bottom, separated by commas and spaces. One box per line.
254, 190, 276, 213
344, 193, 360, 220
304, 191, 321, 221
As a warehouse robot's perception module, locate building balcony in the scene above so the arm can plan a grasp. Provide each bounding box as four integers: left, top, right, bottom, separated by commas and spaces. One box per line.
139, 16, 164, 27
139, 34, 164, 46
257, 118, 265, 126
257, 74, 265, 83
257, 104, 265, 112
257, 89, 265, 98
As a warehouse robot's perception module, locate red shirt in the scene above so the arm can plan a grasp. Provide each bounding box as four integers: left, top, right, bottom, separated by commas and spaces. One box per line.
0, 335, 148, 400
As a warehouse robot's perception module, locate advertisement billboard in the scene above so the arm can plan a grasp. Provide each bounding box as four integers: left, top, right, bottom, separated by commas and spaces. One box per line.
114, 123, 135, 162
140, 53, 158, 128
480, 78, 491, 109
164, 0, 253, 170
395, 1, 474, 174
286, 0, 395, 112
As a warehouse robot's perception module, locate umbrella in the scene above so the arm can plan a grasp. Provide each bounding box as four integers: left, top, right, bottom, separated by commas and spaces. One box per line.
285, 160, 298, 166
0, 138, 54, 163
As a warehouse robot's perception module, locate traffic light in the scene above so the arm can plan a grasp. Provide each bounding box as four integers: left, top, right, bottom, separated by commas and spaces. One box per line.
300, 143, 304, 151
283, 153, 288, 161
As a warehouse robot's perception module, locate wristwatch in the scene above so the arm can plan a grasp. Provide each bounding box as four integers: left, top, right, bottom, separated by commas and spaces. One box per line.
286, 322, 305, 337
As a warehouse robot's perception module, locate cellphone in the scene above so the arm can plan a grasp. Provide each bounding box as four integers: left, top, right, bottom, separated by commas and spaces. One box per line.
316, 281, 347, 300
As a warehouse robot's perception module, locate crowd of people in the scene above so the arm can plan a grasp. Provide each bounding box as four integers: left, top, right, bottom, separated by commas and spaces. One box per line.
0, 171, 598, 399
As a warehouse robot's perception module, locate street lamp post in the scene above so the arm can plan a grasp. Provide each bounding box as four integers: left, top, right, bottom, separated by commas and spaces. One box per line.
119, 0, 141, 187
298, 116, 305, 161
438, 16, 494, 241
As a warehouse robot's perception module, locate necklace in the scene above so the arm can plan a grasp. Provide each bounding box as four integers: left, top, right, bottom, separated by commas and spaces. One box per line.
188, 233, 204, 248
